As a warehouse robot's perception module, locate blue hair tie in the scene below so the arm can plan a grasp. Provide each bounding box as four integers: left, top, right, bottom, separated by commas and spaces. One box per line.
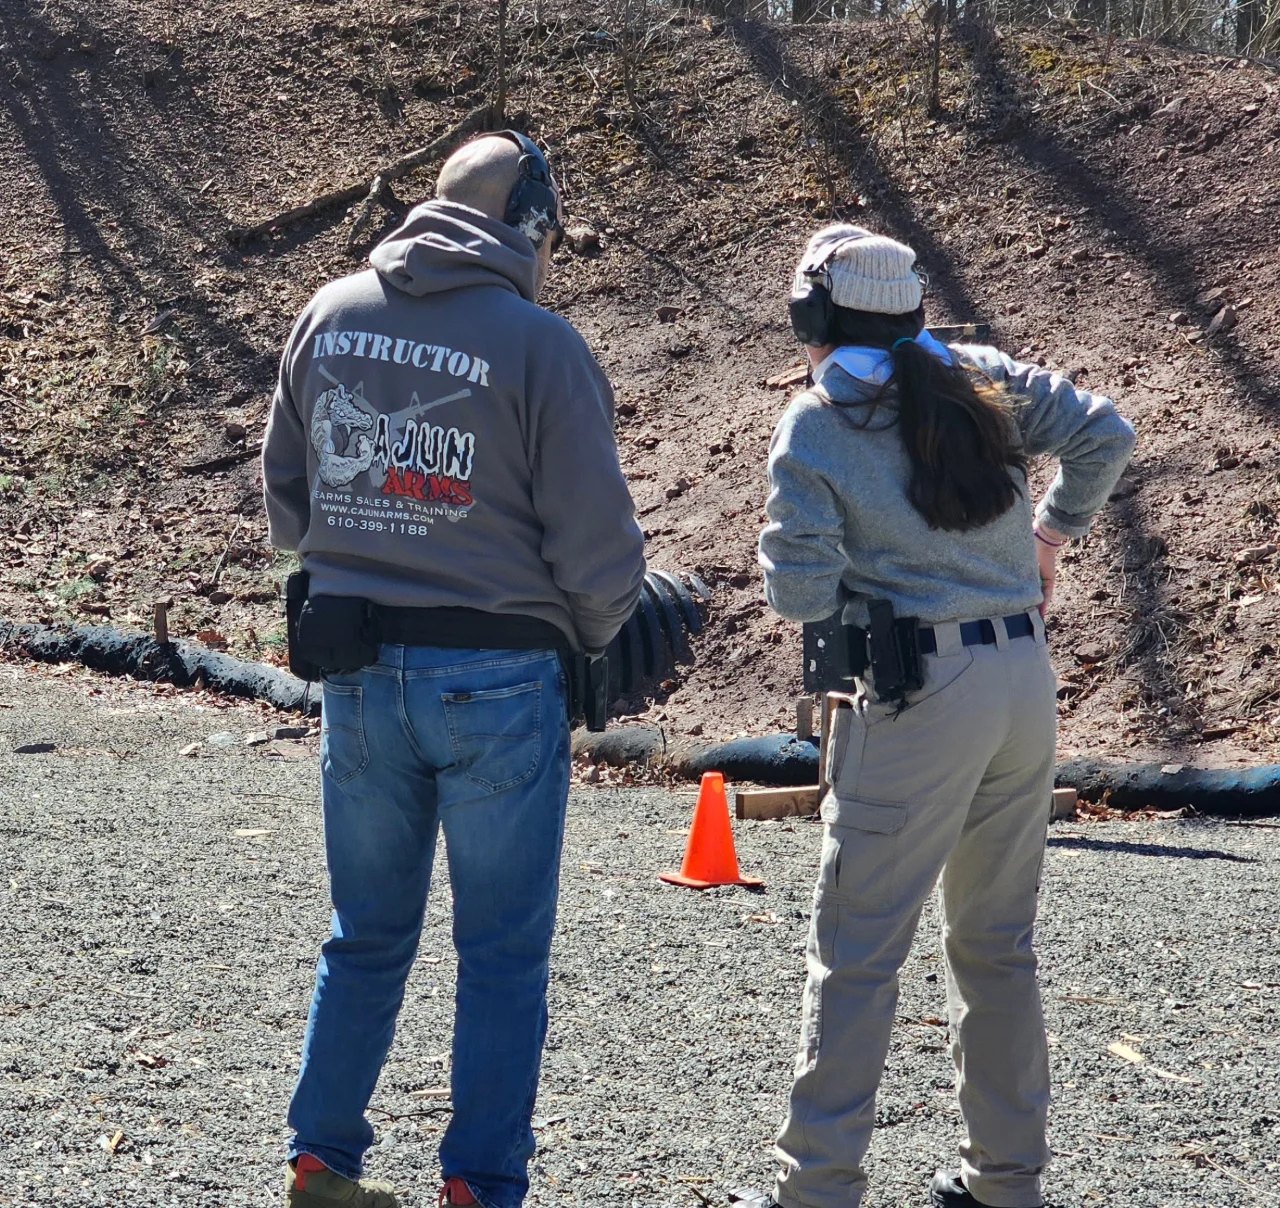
891, 337, 915, 350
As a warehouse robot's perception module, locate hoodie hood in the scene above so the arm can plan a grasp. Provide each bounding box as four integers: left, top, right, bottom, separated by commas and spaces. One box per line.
369, 200, 539, 303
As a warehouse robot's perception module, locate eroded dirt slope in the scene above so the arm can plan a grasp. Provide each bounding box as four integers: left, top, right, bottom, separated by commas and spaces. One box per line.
3, 1, 1280, 762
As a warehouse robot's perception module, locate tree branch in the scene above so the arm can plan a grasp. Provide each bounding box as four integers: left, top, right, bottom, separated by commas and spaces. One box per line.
227, 104, 492, 246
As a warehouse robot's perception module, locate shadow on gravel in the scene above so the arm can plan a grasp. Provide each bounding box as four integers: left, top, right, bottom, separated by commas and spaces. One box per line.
1048, 835, 1258, 862
726, 18, 983, 326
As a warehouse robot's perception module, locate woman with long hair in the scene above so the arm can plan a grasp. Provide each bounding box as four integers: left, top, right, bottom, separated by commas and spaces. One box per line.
757, 226, 1135, 1208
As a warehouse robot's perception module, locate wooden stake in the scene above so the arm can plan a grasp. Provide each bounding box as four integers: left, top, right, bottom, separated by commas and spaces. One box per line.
796, 697, 814, 741
153, 602, 169, 646
1051, 787, 1078, 820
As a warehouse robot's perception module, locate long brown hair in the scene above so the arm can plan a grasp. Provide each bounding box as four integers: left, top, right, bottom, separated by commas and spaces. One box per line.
828, 305, 1027, 532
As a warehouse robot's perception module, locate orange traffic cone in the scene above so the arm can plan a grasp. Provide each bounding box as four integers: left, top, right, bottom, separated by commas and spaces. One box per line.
660, 772, 764, 889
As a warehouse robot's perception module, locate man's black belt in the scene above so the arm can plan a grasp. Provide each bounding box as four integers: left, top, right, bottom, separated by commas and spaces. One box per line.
918, 612, 1035, 655
374, 606, 609, 733
375, 605, 571, 653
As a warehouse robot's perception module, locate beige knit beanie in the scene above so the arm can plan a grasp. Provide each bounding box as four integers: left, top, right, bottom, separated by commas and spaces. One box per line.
796, 224, 922, 315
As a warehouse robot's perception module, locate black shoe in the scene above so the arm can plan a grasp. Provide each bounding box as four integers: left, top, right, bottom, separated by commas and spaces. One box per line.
929, 1171, 1043, 1208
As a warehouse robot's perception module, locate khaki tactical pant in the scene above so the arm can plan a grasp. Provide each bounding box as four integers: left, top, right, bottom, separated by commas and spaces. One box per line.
775, 611, 1056, 1208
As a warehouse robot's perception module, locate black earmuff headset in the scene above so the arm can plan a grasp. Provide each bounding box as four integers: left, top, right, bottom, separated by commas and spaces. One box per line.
497, 130, 564, 252
789, 251, 839, 348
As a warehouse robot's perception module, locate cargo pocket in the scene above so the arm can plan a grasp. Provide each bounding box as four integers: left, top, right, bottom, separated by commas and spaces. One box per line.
444, 681, 542, 793
823, 800, 908, 914
321, 683, 368, 787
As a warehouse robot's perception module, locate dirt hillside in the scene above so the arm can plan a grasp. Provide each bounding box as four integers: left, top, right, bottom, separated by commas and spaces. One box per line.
3, 1, 1280, 764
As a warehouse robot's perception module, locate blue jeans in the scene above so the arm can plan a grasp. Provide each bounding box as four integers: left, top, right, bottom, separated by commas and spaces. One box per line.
288, 644, 571, 1208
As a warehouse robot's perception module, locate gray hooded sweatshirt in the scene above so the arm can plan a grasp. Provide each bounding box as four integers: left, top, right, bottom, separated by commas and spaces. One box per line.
759, 344, 1136, 627
263, 201, 646, 651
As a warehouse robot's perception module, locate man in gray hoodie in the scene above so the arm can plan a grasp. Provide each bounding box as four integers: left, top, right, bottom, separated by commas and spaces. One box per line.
264, 134, 645, 1208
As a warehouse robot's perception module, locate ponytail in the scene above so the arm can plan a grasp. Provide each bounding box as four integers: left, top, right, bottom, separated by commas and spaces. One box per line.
828, 306, 1027, 532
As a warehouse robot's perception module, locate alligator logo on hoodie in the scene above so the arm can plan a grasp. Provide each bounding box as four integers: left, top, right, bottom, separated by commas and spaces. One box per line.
311, 382, 377, 487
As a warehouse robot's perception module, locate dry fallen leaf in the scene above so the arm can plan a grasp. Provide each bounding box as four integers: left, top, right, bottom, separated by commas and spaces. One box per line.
99, 1130, 125, 1154
1108, 1041, 1145, 1064
1150, 1066, 1197, 1084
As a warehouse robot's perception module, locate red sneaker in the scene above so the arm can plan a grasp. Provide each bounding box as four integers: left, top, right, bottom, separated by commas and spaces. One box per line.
439, 1177, 478, 1206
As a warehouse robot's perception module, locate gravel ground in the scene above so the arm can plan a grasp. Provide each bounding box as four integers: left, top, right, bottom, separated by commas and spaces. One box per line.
1, 665, 1278, 1208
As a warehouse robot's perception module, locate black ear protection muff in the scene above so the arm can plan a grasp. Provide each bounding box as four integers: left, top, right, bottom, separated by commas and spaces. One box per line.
789, 259, 837, 348
497, 130, 563, 251
789, 237, 851, 347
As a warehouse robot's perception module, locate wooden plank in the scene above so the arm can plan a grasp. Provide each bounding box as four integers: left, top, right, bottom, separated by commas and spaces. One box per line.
1051, 787, 1078, 820
736, 786, 821, 821
764, 364, 808, 389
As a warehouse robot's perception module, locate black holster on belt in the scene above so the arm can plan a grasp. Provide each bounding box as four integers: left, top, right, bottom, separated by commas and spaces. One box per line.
569, 653, 611, 734
284, 570, 322, 682
283, 572, 608, 731
297, 596, 381, 675
846, 599, 925, 705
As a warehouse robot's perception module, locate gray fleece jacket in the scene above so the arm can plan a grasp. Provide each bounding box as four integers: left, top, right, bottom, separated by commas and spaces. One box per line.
759, 344, 1136, 626
263, 201, 646, 651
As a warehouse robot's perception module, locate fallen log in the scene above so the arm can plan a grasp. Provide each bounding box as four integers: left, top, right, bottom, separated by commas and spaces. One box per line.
226, 104, 492, 246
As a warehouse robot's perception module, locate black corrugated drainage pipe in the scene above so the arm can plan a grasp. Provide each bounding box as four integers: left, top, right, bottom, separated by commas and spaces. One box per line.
0, 620, 317, 714
572, 728, 1280, 818
604, 571, 710, 698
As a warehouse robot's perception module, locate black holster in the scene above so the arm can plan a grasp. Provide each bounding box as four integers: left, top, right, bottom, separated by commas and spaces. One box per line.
865, 599, 924, 704
284, 571, 322, 682
842, 599, 924, 705
574, 653, 610, 734
296, 595, 382, 675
